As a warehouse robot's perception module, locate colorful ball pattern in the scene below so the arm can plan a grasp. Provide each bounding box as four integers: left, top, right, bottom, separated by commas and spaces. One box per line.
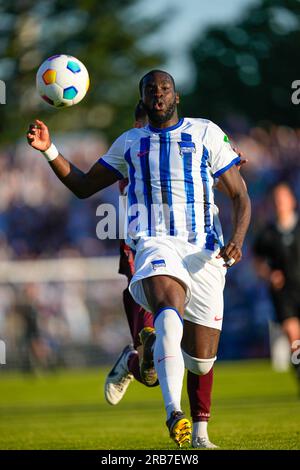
36, 55, 90, 108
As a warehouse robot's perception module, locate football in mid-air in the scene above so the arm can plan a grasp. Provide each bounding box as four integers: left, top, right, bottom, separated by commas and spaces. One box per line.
36, 54, 90, 108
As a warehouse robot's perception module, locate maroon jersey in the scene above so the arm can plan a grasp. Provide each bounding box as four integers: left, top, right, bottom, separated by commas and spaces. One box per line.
118, 178, 135, 280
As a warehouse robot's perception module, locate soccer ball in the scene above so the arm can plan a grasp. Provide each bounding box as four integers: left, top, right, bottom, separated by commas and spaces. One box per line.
36, 54, 90, 108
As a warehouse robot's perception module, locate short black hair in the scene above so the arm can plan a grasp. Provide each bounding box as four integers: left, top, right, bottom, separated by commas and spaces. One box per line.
139, 70, 176, 96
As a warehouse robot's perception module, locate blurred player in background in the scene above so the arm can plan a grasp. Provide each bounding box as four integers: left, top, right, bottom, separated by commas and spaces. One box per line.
253, 182, 300, 390
26, 70, 251, 447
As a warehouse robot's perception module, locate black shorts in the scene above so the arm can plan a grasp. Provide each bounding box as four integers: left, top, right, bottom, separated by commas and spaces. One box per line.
271, 286, 300, 324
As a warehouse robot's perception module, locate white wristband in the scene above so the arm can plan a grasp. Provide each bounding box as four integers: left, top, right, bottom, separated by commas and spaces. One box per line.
41, 143, 59, 162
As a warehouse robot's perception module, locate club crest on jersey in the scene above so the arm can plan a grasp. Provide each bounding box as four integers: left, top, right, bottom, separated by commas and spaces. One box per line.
178, 141, 196, 156
151, 259, 166, 270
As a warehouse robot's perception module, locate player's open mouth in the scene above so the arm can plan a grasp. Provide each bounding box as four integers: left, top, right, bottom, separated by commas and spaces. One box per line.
153, 101, 164, 110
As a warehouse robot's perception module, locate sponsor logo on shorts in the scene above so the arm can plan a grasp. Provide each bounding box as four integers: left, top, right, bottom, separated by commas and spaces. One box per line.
151, 259, 166, 270
214, 316, 223, 321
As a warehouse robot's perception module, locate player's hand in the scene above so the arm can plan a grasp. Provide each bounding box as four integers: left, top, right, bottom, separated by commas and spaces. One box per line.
26, 119, 51, 151
216, 241, 242, 268
270, 270, 285, 290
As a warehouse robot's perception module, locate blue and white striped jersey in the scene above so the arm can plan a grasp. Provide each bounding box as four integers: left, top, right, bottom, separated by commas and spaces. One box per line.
99, 117, 240, 250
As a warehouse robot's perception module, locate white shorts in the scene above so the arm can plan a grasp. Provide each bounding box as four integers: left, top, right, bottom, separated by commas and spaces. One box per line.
129, 237, 226, 330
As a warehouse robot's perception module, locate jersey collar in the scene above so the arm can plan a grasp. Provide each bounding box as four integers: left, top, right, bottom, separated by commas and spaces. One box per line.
148, 118, 184, 133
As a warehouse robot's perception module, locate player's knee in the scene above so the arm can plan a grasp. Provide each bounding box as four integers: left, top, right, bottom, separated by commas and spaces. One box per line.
181, 349, 216, 375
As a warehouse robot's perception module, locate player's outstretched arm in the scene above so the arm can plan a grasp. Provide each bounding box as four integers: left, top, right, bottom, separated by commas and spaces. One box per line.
217, 165, 251, 266
26, 119, 119, 198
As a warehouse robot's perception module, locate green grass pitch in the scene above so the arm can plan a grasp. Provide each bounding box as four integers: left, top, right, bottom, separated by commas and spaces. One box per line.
0, 360, 299, 450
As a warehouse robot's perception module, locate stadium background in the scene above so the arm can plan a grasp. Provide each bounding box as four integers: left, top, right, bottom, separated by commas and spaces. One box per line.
0, 0, 300, 450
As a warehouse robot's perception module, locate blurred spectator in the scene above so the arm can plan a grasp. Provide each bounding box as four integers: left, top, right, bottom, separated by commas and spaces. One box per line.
253, 183, 300, 390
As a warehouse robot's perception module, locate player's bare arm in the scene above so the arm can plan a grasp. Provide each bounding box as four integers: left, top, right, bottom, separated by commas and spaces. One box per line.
26, 119, 119, 198
217, 165, 251, 266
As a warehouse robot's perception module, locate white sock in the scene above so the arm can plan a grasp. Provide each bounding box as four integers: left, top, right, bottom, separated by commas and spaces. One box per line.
153, 307, 185, 419
193, 421, 209, 440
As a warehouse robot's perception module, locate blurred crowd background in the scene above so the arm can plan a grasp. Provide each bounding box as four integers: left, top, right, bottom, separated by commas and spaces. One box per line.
0, 0, 300, 371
